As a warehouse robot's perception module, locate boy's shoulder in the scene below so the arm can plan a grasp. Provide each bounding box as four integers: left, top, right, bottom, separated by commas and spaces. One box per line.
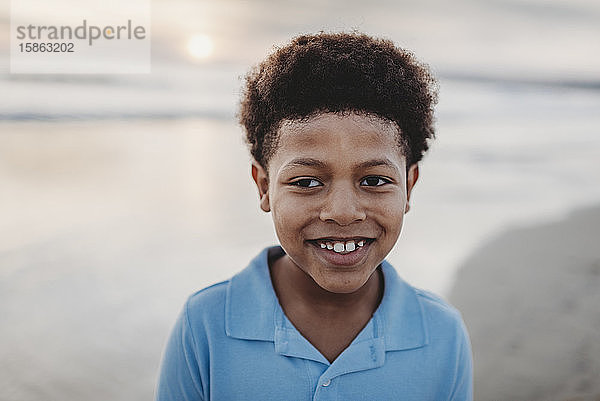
414, 287, 462, 319
184, 247, 272, 313
383, 261, 463, 321
382, 261, 467, 345
183, 280, 231, 326
181, 249, 276, 343
412, 286, 468, 340
186, 280, 230, 310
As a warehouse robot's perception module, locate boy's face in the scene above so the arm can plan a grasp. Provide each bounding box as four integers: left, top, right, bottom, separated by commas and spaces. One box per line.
252, 112, 418, 294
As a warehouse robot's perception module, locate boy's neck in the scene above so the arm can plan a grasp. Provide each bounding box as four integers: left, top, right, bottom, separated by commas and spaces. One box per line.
268, 250, 384, 362
269, 251, 384, 317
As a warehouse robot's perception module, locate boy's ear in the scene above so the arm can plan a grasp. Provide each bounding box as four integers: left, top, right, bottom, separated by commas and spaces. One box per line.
405, 164, 419, 213
251, 161, 271, 212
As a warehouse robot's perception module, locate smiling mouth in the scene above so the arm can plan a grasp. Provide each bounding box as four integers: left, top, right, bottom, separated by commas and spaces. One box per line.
307, 238, 375, 254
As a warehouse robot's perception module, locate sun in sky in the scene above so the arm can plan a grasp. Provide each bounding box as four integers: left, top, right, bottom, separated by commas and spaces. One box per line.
186, 33, 214, 60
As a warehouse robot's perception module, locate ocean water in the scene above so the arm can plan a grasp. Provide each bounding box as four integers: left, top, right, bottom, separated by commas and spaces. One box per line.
2, 0, 600, 399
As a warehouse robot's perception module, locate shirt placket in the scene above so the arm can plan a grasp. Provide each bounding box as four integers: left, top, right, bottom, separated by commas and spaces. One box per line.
312, 336, 386, 401
274, 307, 387, 401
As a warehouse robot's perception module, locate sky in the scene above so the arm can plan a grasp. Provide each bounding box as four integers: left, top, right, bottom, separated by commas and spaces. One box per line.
1, 0, 600, 78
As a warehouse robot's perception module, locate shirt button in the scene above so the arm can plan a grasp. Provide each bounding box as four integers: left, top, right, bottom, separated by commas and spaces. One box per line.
322, 379, 331, 387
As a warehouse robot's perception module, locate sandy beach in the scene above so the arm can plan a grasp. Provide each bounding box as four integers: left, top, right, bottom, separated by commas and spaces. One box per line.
450, 205, 600, 401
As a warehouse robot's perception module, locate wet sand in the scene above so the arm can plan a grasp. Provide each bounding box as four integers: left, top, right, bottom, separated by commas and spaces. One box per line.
450, 205, 600, 401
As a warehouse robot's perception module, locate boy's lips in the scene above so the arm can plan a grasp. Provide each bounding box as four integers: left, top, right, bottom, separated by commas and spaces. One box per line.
308, 236, 374, 241
306, 237, 375, 251
306, 237, 374, 267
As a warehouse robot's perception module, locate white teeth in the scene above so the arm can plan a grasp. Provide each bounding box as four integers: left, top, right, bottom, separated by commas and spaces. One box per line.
333, 242, 345, 253
317, 239, 368, 253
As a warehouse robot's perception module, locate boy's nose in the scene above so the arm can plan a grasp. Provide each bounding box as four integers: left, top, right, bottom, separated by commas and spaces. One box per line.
319, 186, 366, 226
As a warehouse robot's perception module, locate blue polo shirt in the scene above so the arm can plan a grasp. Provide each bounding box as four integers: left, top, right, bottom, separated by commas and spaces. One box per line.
156, 246, 473, 400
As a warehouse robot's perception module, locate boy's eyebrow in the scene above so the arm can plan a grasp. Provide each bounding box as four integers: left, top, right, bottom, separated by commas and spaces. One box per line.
357, 158, 400, 172
281, 157, 327, 170
281, 157, 400, 173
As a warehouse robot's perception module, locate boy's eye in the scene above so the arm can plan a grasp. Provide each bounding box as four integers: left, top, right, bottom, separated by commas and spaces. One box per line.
290, 178, 322, 188
360, 176, 391, 187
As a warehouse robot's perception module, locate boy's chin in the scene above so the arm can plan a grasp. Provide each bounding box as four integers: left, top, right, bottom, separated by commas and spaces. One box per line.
311, 271, 375, 295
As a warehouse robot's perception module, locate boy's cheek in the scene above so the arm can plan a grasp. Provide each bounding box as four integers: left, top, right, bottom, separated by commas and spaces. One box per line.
271, 199, 315, 225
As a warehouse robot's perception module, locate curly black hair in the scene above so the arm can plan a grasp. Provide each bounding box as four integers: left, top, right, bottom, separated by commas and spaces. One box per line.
239, 32, 438, 169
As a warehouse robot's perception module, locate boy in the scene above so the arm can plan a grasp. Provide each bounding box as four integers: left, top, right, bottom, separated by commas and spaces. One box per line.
156, 32, 473, 400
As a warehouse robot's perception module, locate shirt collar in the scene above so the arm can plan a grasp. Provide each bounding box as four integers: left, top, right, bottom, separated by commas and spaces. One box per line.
377, 259, 429, 351
225, 247, 278, 341
225, 246, 428, 352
